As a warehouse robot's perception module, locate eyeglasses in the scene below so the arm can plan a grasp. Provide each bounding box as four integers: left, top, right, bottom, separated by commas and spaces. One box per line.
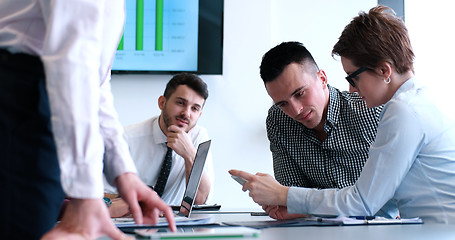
345, 67, 371, 87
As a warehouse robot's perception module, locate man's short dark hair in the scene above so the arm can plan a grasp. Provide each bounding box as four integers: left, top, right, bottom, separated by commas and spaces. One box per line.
260, 41, 319, 83
163, 73, 209, 100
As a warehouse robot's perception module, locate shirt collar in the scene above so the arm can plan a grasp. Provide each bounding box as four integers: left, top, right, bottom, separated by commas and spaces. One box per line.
152, 115, 167, 145
324, 85, 340, 132
390, 78, 415, 100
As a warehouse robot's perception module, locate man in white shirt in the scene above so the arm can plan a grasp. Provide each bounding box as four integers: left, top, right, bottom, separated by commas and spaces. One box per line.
106, 73, 214, 217
0, 1, 175, 239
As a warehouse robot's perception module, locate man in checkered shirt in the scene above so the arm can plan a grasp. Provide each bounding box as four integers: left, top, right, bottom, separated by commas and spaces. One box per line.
230, 41, 397, 218
261, 41, 381, 190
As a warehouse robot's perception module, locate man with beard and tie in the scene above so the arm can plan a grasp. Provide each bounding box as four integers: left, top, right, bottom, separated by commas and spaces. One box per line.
104, 73, 214, 217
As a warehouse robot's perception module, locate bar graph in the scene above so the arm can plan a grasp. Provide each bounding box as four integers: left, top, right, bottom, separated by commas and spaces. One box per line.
118, 35, 124, 51
112, 0, 199, 72
155, 0, 163, 51
136, 0, 144, 50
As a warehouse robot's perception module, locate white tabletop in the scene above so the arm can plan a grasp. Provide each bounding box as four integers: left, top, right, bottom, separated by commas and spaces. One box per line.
99, 211, 455, 240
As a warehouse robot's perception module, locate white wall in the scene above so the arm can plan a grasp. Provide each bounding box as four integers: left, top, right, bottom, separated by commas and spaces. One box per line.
405, 0, 455, 119
270, 0, 376, 91
111, 0, 376, 210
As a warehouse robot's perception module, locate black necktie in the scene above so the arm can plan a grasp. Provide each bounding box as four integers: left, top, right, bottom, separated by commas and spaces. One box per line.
154, 146, 173, 197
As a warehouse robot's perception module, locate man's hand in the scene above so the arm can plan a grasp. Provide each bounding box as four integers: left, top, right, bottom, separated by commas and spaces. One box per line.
115, 172, 176, 231
263, 205, 309, 220
166, 125, 196, 163
42, 198, 133, 240
109, 198, 130, 218
228, 169, 289, 206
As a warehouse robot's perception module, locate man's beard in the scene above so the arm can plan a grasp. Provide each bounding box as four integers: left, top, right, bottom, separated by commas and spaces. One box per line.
162, 104, 192, 131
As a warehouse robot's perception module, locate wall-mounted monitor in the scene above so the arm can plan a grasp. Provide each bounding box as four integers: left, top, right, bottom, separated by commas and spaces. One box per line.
112, 0, 223, 75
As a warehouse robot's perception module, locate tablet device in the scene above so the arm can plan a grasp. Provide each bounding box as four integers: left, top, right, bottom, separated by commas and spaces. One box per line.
135, 226, 260, 239
231, 175, 247, 185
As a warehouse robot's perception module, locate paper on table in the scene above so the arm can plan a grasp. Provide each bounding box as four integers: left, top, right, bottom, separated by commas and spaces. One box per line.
223, 217, 340, 229
307, 216, 423, 225
224, 215, 423, 229
367, 217, 423, 225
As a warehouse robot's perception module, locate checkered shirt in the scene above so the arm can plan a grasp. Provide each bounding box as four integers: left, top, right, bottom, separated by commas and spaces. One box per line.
266, 85, 382, 189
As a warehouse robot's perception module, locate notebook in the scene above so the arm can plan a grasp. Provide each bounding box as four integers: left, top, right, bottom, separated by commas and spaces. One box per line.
176, 140, 211, 217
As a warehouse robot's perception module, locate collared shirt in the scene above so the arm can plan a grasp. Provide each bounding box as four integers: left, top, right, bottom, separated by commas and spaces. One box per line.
104, 116, 215, 205
288, 79, 455, 223
0, 0, 136, 198
267, 85, 382, 189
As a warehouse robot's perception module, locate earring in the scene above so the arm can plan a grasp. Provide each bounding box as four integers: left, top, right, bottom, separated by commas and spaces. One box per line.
384, 77, 391, 84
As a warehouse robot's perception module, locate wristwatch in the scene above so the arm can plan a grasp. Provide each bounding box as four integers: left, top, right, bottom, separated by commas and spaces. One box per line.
103, 197, 112, 208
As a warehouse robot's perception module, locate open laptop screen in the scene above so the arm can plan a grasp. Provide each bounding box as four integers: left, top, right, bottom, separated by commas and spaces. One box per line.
178, 140, 211, 217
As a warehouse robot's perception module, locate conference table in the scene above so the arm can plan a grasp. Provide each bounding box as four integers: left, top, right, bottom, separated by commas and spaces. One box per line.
98, 210, 455, 240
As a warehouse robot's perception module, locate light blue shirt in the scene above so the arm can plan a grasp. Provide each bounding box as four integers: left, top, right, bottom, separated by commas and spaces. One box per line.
287, 79, 455, 223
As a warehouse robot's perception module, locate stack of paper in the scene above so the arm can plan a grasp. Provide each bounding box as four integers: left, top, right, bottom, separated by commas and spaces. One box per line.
309, 216, 423, 225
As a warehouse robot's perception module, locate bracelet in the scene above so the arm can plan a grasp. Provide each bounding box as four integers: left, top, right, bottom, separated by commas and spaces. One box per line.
103, 197, 112, 208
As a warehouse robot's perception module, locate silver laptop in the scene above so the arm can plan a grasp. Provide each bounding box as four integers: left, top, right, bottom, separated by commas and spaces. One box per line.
177, 140, 211, 217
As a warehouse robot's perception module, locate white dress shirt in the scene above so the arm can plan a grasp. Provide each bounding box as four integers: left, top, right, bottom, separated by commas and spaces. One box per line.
105, 116, 214, 205
0, 0, 137, 198
287, 79, 455, 223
